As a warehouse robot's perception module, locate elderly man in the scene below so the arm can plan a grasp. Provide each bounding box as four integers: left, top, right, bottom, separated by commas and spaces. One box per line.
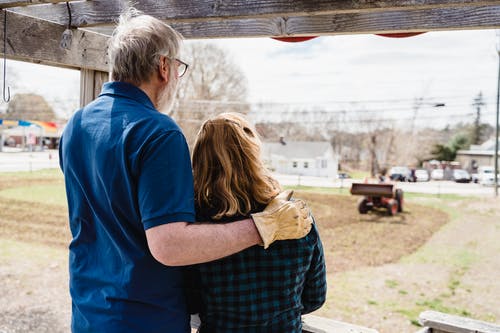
59, 9, 312, 333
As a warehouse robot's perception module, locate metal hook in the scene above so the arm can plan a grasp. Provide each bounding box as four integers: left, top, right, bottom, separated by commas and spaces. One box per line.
66, 2, 72, 29
60, 2, 73, 50
2, 10, 10, 103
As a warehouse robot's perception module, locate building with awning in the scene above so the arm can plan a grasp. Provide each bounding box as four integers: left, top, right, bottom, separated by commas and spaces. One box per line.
0, 119, 63, 150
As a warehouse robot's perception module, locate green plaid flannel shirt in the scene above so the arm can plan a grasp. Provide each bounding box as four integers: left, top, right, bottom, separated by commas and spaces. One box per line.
185, 208, 326, 333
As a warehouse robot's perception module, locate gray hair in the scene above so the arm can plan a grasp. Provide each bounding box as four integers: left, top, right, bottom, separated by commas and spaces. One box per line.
108, 8, 183, 84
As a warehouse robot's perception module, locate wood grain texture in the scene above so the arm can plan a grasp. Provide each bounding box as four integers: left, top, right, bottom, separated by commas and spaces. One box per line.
1, 0, 499, 70
10, 0, 500, 27
86, 5, 500, 39
302, 314, 379, 333
0, 11, 109, 71
190, 314, 380, 333
80, 69, 108, 107
281, 5, 500, 36
419, 310, 500, 333
0, 0, 79, 9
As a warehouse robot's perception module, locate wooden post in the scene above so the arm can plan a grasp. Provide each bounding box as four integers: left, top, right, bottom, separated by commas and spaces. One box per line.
0, 127, 4, 152
302, 314, 379, 333
80, 69, 109, 108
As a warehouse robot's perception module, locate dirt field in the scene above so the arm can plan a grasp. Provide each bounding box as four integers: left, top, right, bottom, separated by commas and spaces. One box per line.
296, 191, 448, 273
314, 195, 500, 332
1, 171, 499, 332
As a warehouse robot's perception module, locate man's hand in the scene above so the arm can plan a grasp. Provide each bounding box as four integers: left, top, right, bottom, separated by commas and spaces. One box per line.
251, 190, 313, 249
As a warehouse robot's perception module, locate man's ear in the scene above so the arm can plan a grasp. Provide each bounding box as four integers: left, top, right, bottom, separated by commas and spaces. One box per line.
159, 56, 170, 83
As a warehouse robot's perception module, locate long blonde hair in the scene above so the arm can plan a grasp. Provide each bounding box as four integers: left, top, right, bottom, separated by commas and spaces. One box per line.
192, 113, 280, 219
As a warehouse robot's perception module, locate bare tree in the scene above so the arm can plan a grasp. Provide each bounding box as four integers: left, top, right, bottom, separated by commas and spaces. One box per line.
169, 43, 250, 147
5, 93, 57, 121
175, 43, 248, 102
348, 110, 398, 176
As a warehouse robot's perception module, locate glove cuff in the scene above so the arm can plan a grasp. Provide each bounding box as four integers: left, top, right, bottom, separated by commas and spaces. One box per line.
250, 214, 275, 249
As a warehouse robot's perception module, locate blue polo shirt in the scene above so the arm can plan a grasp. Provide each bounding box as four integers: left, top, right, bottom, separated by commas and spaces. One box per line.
59, 81, 196, 333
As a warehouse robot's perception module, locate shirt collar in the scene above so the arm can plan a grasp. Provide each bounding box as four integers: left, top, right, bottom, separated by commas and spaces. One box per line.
99, 81, 156, 110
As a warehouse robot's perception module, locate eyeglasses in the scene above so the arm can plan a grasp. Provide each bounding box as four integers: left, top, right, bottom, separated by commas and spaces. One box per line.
174, 58, 189, 78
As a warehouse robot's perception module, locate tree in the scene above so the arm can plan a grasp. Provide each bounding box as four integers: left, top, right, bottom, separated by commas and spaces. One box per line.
368, 132, 380, 177
170, 43, 250, 147
330, 130, 363, 171
4, 93, 57, 121
430, 144, 455, 161
175, 43, 248, 102
349, 110, 398, 176
255, 121, 325, 142
430, 134, 469, 161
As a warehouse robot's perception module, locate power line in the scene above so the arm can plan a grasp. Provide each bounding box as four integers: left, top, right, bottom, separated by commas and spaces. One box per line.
176, 105, 497, 116
178, 94, 498, 106
177, 112, 478, 124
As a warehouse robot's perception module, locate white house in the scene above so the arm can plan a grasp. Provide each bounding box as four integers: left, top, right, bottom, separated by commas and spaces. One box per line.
261, 140, 338, 178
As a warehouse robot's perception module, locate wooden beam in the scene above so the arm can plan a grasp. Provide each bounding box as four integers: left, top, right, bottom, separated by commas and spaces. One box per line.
191, 314, 380, 333
302, 315, 379, 333
80, 69, 109, 107
89, 5, 500, 39
10, 0, 500, 27
277, 5, 500, 37
0, 0, 79, 9
419, 310, 500, 333
0, 11, 109, 71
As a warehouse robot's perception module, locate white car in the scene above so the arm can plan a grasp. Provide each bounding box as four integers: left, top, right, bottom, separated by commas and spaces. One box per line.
415, 169, 429, 182
389, 166, 414, 182
453, 169, 471, 183
430, 169, 444, 181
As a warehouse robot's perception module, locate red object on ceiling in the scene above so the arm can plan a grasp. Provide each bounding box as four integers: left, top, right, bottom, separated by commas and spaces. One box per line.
271, 36, 318, 43
376, 32, 426, 38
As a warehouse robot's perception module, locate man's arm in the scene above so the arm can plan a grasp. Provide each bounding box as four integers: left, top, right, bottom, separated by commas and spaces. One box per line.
146, 219, 261, 266
146, 192, 313, 266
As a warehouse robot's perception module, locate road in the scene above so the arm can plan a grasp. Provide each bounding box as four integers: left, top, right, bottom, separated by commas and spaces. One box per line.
0, 149, 60, 173
0, 150, 497, 196
273, 173, 498, 196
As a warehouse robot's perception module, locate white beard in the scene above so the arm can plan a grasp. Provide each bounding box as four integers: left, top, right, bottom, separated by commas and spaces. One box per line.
157, 77, 179, 114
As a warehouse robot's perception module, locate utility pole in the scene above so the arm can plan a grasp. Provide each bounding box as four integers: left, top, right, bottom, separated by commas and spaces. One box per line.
472, 92, 486, 145
411, 97, 446, 135
495, 32, 500, 197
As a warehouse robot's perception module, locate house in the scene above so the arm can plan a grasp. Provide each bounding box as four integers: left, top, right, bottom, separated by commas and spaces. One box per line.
456, 138, 499, 172
261, 139, 338, 178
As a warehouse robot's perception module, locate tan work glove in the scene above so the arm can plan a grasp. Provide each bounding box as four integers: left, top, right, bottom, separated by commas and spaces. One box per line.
251, 190, 313, 249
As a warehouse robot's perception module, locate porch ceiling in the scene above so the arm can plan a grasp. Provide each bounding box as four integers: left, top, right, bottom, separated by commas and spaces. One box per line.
1, 0, 499, 70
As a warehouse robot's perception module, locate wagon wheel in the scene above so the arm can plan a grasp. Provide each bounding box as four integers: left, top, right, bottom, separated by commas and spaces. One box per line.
395, 189, 404, 213
358, 198, 370, 214
387, 199, 398, 216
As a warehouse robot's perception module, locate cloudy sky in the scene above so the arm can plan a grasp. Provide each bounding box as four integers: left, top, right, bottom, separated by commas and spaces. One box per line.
2, 28, 499, 130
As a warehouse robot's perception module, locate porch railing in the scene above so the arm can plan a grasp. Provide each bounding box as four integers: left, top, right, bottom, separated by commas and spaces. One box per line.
191, 311, 500, 333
